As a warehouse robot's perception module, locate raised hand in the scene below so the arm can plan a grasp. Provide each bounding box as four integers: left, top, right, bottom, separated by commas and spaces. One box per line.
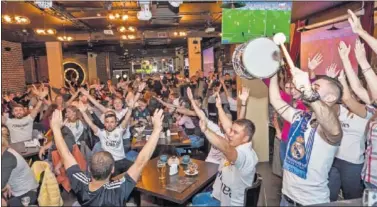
138, 82, 146, 92
338, 41, 351, 60
238, 87, 250, 103
152, 109, 164, 130
187, 87, 194, 101
354, 38, 368, 65
215, 92, 222, 108
291, 67, 312, 93
77, 101, 87, 112
338, 69, 346, 81
50, 109, 63, 129
348, 9, 364, 35
325, 63, 339, 78
308, 53, 323, 71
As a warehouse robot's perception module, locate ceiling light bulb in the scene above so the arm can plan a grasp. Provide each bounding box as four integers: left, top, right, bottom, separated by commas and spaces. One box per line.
174, 32, 178, 36
57, 36, 64, 41
122, 15, 128, 21
128, 26, 135, 32
3, 15, 12, 23
47, 29, 54, 34
109, 14, 115, 20
123, 74, 127, 78
115, 13, 120, 18
97, 13, 101, 17
116, 75, 120, 79
67, 37, 73, 41
121, 35, 127, 40
128, 35, 135, 39
14, 16, 20, 21
119, 26, 126, 32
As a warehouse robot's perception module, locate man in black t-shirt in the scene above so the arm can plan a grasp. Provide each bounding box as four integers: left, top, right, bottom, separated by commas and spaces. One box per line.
49, 107, 164, 206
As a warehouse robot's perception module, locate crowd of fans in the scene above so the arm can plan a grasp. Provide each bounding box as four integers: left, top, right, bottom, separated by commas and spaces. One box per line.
1, 9, 376, 207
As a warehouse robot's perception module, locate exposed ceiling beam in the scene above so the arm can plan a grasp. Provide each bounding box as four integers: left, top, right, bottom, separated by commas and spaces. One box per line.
28, 2, 93, 31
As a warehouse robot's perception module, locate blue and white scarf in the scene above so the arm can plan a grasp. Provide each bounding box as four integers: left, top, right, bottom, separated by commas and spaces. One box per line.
283, 112, 317, 179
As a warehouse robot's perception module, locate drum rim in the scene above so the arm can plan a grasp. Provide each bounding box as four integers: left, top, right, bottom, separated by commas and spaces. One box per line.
241, 37, 281, 79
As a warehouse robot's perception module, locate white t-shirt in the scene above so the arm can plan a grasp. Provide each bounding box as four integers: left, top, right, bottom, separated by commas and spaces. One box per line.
6, 115, 34, 143
282, 111, 338, 205
95, 127, 126, 161
205, 120, 226, 164
64, 120, 84, 144
101, 108, 131, 140
177, 115, 195, 129
212, 142, 258, 206
336, 105, 368, 164
227, 97, 237, 112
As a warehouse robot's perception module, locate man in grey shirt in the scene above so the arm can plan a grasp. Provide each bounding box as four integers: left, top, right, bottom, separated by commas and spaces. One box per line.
2, 130, 39, 206
2, 88, 48, 143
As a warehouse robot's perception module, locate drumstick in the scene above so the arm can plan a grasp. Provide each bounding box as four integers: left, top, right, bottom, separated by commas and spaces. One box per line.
273, 33, 300, 75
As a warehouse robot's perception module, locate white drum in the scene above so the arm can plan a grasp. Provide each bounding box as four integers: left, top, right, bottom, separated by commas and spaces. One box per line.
232, 37, 281, 79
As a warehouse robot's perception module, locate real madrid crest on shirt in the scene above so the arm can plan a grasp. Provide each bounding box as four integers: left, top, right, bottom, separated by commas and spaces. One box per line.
291, 136, 305, 160
283, 112, 317, 179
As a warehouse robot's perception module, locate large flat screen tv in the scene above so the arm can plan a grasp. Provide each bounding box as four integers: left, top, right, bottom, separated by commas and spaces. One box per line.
222, 2, 292, 44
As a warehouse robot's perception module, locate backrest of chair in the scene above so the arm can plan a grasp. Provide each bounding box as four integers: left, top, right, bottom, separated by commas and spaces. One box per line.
244, 173, 262, 207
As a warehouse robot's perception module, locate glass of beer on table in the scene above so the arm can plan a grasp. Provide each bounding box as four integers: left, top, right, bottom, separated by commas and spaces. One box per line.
157, 160, 166, 180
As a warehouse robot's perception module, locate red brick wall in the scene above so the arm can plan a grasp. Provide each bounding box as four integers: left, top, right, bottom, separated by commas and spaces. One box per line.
2, 40, 26, 93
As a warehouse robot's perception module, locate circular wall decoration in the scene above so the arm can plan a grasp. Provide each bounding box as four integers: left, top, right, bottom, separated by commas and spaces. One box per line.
63, 62, 85, 87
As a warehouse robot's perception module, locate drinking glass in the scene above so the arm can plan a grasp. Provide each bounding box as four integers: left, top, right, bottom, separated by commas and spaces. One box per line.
157, 160, 166, 180
21, 196, 30, 207
363, 188, 377, 206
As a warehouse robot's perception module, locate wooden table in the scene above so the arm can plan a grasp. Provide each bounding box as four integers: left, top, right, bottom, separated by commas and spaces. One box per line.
135, 157, 219, 205
10, 141, 40, 158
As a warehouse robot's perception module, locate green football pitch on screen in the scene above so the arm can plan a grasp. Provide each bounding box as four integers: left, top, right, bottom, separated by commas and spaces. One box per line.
221, 9, 291, 44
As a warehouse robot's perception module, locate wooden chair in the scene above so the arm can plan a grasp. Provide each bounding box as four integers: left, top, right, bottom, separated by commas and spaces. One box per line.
243, 172, 262, 207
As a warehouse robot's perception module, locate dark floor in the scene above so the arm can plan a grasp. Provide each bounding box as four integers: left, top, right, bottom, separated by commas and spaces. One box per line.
61, 162, 282, 206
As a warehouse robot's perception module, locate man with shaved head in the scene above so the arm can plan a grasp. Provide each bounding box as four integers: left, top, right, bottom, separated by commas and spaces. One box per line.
49, 108, 164, 206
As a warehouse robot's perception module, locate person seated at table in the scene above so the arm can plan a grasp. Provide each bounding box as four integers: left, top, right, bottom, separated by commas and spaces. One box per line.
174, 112, 196, 136
132, 98, 151, 126
50, 108, 164, 206
1, 125, 39, 207
188, 87, 256, 206
2, 87, 48, 143
194, 118, 258, 206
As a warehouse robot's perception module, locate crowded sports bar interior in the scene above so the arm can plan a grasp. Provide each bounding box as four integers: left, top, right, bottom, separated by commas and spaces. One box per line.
1, 1, 377, 206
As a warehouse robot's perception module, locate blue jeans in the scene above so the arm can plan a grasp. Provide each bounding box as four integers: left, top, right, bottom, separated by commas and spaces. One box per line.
365, 181, 377, 189
280, 140, 288, 164
328, 158, 364, 201
192, 192, 220, 206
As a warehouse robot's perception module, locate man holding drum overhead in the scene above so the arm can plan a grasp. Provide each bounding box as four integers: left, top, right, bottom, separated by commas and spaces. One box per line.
270, 33, 343, 205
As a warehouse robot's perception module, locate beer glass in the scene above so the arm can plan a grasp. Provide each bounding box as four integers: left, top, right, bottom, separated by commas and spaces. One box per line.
157, 160, 166, 180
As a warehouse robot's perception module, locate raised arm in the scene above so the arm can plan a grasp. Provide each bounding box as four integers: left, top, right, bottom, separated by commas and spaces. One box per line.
126, 109, 164, 181
77, 102, 99, 134
66, 91, 79, 106
50, 110, 77, 169
29, 86, 49, 119
308, 53, 324, 80
354, 39, 377, 102
187, 87, 207, 120
79, 88, 107, 113
238, 87, 250, 119
199, 119, 237, 162
348, 9, 377, 55
338, 70, 368, 118
269, 74, 298, 123
291, 67, 342, 145
215, 92, 232, 133
338, 41, 371, 104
